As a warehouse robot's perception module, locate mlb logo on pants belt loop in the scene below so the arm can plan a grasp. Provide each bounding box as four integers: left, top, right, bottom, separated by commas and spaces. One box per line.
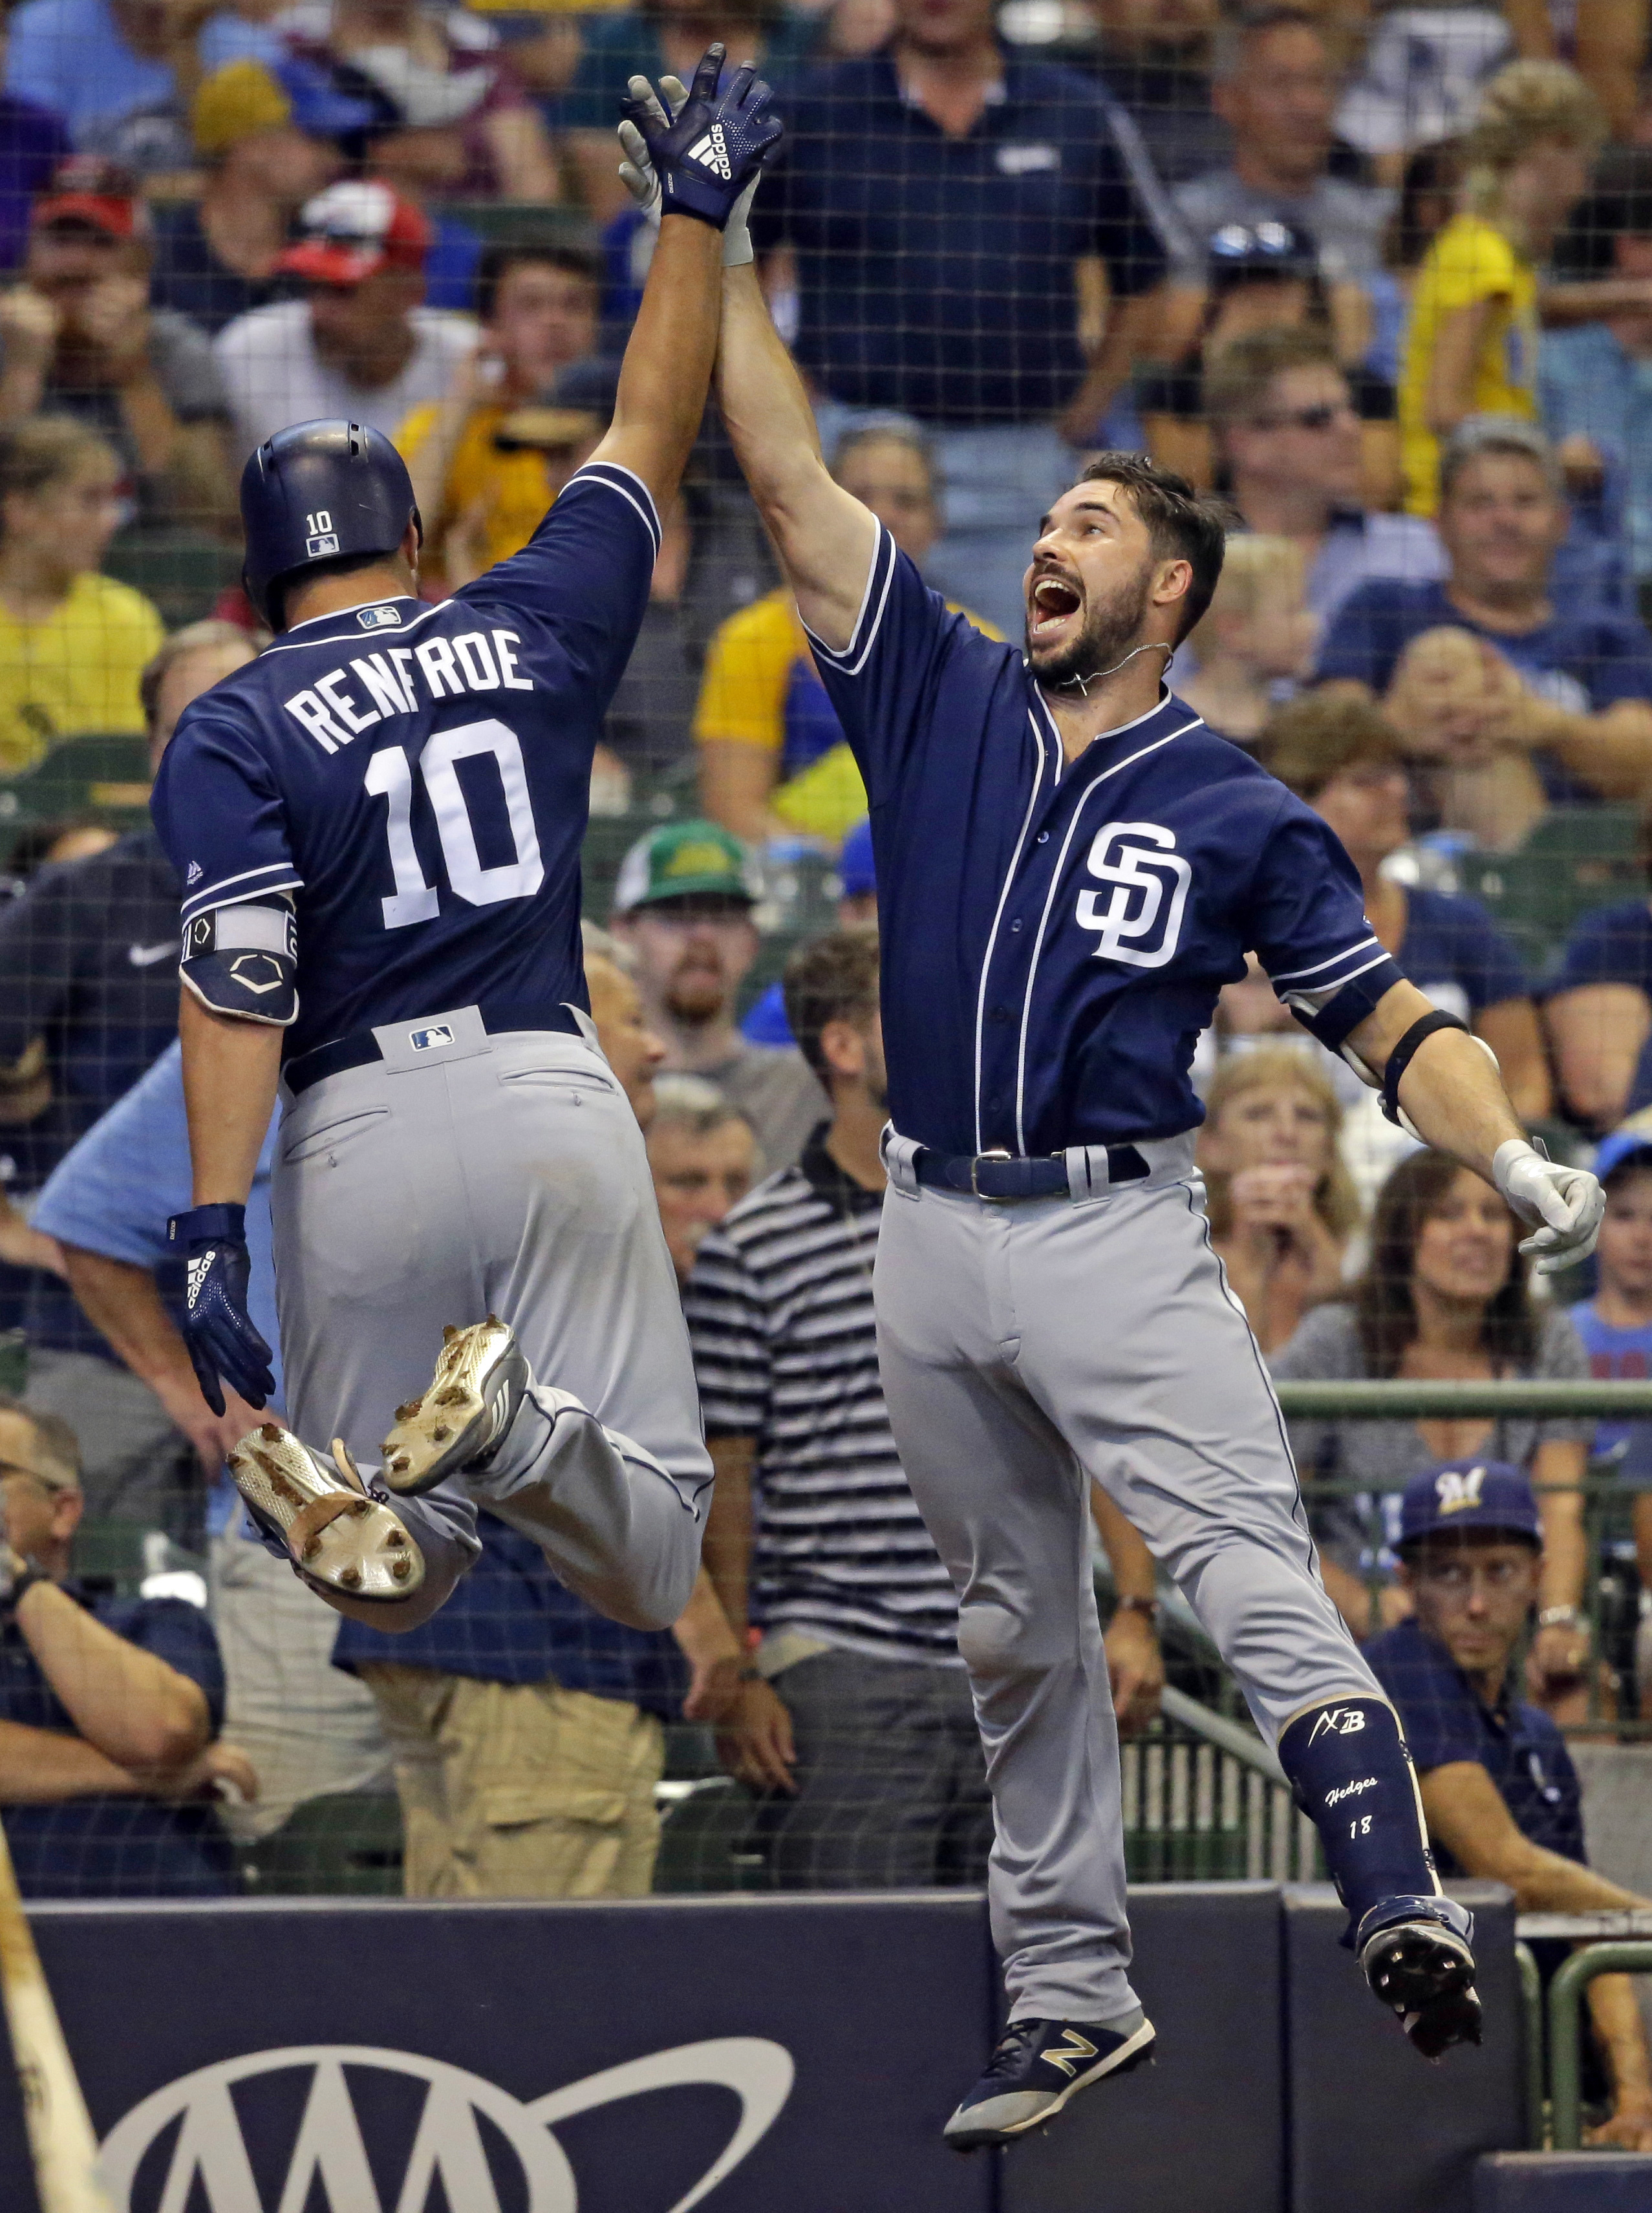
410, 1025, 455, 1052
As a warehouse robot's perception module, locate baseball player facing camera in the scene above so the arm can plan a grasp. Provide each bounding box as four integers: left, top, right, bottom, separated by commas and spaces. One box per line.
612, 108, 1608, 2151
151, 56, 781, 1656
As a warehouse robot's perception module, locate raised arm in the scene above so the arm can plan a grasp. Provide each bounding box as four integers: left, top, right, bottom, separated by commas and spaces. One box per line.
590, 48, 781, 513
614, 71, 872, 647
714, 262, 881, 652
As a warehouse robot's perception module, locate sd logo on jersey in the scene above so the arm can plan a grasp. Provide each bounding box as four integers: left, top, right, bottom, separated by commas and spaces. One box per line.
1074, 822, 1190, 970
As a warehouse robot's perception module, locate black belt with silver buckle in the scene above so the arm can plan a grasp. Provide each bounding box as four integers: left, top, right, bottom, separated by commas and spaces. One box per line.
283, 998, 585, 1098
914, 1144, 1150, 1202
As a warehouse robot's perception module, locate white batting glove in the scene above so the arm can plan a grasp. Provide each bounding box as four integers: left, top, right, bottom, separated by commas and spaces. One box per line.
1492, 1140, 1605, 1274
619, 74, 761, 267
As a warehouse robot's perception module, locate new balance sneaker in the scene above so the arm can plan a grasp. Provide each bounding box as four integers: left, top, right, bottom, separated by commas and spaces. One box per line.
228, 1424, 424, 1601
943, 2011, 1156, 2152
1357, 1895, 1482, 2059
379, 1317, 530, 1497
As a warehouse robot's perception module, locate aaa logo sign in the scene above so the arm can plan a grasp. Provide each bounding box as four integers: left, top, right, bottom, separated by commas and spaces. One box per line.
98, 2037, 793, 2212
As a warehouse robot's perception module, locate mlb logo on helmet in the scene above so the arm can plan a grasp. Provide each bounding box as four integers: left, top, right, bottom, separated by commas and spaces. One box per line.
306, 531, 340, 558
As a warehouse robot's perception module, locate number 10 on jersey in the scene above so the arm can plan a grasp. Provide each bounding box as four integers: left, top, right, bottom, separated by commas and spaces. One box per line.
365, 719, 545, 927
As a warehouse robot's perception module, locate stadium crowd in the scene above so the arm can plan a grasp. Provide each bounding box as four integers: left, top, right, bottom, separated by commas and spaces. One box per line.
0, 0, 1650, 2129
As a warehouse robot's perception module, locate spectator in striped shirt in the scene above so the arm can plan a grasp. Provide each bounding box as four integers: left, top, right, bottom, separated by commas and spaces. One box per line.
685, 930, 1165, 1888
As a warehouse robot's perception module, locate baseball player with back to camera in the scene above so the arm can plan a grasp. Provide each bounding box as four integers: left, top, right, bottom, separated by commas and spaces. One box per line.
147, 59, 782, 1678
615, 83, 1607, 2151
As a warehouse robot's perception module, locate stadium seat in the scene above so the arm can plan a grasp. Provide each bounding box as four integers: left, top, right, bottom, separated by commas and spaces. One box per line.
103, 529, 241, 631
581, 797, 681, 919
1459, 806, 1649, 977
70, 1517, 168, 1594
652, 1775, 766, 1894
1, 732, 152, 819
238, 1790, 405, 1898
441, 202, 603, 255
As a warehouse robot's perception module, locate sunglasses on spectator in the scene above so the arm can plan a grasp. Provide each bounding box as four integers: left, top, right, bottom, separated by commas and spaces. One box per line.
1243, 402, 1353, 434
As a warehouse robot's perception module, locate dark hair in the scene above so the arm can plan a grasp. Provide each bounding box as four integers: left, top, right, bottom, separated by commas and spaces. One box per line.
1553, 145, 1652, 279
5, 818, 113, 878
1351, 1149, 1535, 1378
477, 243, 600, 325
1211, 6, 1326, 80
1073, 453, 1230, 643
782, 928, 880, 1087
270, 545, 389, 630
1258, 691, 1406, 802
1384, 137, 1466, 272
1203, 325, 1342, 429
1604, 1148, 1652, 1192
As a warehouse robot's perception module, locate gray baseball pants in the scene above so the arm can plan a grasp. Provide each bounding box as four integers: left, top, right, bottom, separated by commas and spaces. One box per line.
875, 1130, 1385, 2024
270, 1008, 710, 1634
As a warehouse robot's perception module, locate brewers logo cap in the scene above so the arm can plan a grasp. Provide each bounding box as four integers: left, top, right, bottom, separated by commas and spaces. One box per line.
1397, 1459, 1541, 1550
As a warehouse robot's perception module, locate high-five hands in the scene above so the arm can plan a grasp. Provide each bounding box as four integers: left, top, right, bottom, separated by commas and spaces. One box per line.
617, 45, 780, 266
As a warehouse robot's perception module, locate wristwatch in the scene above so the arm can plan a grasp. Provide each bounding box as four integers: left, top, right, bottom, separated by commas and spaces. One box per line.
1536, 1605, 1587, 1632
1113, 1594, 1161, 1630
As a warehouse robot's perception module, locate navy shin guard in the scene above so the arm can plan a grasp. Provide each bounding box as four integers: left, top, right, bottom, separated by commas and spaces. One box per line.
1276, 1698, 1437, 1944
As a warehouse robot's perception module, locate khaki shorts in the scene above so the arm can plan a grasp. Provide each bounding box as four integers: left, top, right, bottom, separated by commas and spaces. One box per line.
358, 1665, 664, 1899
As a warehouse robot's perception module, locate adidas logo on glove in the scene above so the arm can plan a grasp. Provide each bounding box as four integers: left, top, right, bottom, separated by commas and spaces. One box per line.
186, 1255, 213, 1309
687, 123, 732, 179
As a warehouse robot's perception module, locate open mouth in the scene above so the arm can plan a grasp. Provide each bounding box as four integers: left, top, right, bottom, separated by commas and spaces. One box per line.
1029, 573, 1082, 637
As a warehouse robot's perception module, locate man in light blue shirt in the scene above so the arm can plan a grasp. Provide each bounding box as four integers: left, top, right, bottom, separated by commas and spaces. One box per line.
31, 1042, 391, 1840
1539, 149, 1652, 613
6, 0, 274, 149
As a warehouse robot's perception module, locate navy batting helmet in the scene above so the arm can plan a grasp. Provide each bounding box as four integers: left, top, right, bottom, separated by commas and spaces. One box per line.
241, 419, 422, 628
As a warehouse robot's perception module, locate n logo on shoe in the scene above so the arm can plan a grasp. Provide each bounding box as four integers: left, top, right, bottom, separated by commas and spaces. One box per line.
1042, 2030, 1098, 2080
1307, 1705, 1368, 1745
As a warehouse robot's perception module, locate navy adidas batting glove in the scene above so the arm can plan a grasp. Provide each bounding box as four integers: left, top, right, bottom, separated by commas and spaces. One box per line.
619, 42, 782, 231
169, 1203, 274, 1417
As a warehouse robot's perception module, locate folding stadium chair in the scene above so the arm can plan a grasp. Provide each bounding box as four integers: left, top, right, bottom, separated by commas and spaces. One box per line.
1459, 805, 1649, 980
103, 529, 241, 631
238, 1790, 405, 1898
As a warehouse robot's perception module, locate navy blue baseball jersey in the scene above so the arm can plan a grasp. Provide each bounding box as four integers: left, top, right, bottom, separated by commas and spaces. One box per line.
151, 462, 661, 1063
1364, 1617, 1585, 1872
811, 527, 1406, 1155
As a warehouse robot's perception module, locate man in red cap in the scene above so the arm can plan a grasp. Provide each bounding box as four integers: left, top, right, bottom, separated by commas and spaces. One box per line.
213, 175, 476, 458
0, 156, 233, 531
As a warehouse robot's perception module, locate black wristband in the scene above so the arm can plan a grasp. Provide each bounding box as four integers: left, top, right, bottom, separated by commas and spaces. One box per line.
2, 1567, 43, 1618
168, 1202, 247, 1247
1381, 1010, 1469, 1129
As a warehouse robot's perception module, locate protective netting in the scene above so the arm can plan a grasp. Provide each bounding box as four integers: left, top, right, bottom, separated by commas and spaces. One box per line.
0, 0, 1642, 1927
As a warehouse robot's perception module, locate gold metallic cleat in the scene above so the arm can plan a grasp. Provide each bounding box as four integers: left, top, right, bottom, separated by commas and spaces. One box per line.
228, 1424, 425, 1602
380, 1317, 530, 1497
